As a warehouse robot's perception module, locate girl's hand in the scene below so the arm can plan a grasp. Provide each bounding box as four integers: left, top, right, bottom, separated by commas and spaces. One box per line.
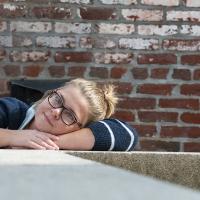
9, 130, 59, 150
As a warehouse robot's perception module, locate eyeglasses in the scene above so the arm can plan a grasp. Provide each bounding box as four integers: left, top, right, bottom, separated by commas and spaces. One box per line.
48, 90, 82, 128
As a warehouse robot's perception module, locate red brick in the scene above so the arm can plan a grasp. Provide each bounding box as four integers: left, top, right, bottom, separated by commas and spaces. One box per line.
23, 65, 43, 77
137, 84, 175, 95
112, 110, 134, 122
3, 65, 21, 77
55, 52, 92, 63
48, 66, 65, 77
131, 68, 148, 79
139, 140, 180, 151
110, 66, 127, 79
89, 67, 109, 79
79, 7, 116, 20
113, 82, 133, 95
67, 66, 86, 77
181, 84, 200, 96
133, 124, 156, 137
181, 113, 200, 124
194, 69, 200, 80
118, 97, 156, 109
181, 55, 200, 65
0, 49, 6, 61
138, 111, 178, 122
172, 69, 191, 80
184, 143, 200, 152
161, 126, 200, 138
159, 98, 199, 110
32, 7, 71, 19
138, 54, 177, 65
151, 68, 169, 79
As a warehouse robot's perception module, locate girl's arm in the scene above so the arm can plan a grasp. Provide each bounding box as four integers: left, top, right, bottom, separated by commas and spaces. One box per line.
56, 119, 139, 151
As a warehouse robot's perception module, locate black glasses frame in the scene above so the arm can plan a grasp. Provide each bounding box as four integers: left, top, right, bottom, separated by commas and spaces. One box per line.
48, 90, 82, 128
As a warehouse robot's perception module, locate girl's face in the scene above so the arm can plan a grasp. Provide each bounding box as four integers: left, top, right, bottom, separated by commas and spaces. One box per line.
31, 85, 89, 135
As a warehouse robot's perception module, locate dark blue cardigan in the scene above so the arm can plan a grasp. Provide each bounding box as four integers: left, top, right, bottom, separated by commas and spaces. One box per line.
0, 97, 138, 151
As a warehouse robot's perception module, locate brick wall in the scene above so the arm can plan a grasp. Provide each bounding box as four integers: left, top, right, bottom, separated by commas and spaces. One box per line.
0, 0, 200, 152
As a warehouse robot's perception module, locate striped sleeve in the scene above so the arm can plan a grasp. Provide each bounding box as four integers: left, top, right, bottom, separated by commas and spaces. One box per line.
87, 118, 138, 151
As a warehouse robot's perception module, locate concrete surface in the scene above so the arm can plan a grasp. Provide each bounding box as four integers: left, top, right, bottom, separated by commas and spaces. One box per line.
0, 150, 200, 200
67, 151, 200, 190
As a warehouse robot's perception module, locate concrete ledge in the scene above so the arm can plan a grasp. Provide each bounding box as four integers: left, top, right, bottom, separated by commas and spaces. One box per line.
0, 150, 200, 200
67, 151, 200, 190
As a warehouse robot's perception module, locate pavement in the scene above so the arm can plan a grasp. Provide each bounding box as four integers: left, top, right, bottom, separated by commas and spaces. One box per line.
0, 150, 200, 200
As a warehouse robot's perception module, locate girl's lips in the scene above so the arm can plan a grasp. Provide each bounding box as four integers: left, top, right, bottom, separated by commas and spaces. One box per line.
44, 113, 53, 126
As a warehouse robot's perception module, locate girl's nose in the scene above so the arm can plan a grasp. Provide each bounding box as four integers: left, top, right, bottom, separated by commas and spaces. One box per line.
51, 108, 62, 119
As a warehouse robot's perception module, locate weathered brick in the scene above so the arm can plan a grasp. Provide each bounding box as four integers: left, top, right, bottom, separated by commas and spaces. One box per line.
59, 0, 90, 3
194, 69, 200, 80
10, 51, 49, 62
139, 140, 180, 152
32, 7, 71, 19
151, 68, 169, 79
100, 0, 137, 5
161, 126, 200, 138
133, 124, 156, 137
163, 39, 200, 51
113, 82, 133, 94
11, 21, 52, 32
96, 23, 135, 35
0, 80, 8, 92
172, 69, 191, 80
122, 9, 163, 21
184, 143, 200, 152
181, 113, 200, 124
159, 98, 199, 110
79, 7, 116, 20
137, 84, 175, 95
180, 25, 200, 36
0, 4, 27, 18
119, 38, 159, 50
95, 53, 133, 64
36, 36, 75, 48
181, 54, 200, 65
138, 25, 178, 36
112, 110, 134, 122
110, 66, 127, 79
12, 35, 32, 47
138, 54, 177, 64
67, 66, 86, 77
118, 97, 156, 109
138, 111, 178, 122
181, 84, 200, 96
0, 21, 7, 32
48, 65, 65, 77
131, 68, 148, 79
185, 0, 200, 7
80, 37, 116, 49
89, 67, 109, 79
55, 52, 92, 63
141, 0, 179, 6
0, 36, 12, 47
55, 22, 91, 33
3, 65, 21, 77
0, 49, 6, 61
23, 65, 43, 77
167, 11, 200, 22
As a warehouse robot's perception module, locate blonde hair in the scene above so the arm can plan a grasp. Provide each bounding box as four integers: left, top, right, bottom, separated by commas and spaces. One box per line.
65, 78, 118, 124
34, 78, 118, 125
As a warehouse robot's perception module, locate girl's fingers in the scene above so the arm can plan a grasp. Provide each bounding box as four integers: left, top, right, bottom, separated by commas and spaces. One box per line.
36, 135, 59, 150
29, 141, 46, 150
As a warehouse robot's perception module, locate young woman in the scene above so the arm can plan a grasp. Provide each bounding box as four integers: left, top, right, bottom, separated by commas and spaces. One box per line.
0, 78, 138, 151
